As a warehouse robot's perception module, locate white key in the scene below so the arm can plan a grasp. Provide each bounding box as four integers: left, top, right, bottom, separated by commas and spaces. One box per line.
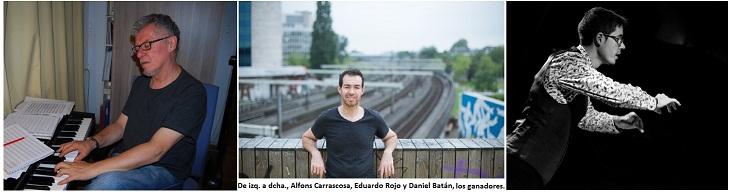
57, 118, 91, 142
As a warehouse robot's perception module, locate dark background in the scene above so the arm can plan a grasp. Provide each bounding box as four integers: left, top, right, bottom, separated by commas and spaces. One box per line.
506, 1, 727, 189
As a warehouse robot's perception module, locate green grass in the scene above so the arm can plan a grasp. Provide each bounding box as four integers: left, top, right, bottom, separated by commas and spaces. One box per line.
491, 93, 504, 101
452, 86, 462, 117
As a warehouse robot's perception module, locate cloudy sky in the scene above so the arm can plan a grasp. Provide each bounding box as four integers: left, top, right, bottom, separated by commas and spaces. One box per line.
282, 1, 504, 55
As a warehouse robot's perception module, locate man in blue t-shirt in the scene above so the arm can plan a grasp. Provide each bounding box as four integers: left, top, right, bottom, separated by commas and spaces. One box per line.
301, 69, 399, 178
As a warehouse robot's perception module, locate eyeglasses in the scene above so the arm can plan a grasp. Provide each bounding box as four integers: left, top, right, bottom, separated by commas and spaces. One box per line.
602, 33, 624, 46
132, 35, 172, 53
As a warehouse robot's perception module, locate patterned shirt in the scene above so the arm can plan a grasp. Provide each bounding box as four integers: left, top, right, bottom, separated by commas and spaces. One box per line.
541, 45, 657, 133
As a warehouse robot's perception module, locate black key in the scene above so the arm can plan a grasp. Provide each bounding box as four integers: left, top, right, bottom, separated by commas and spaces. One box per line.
39, 138, 51, 143
40, 156, 64, 164
24, 185, 50, 190
37, 166, 55, 171
59, 131, 77, 137
30, 176, 55, 183
67, 120, 82, 125
40, 158, 63, 165
4, 178, 18, 190
35, 168, 56, 176
62, 125, 79, 131
40, 155, 62, 161
28, 180, 53, 186
52, 138, 73, 145
28, 176, 54, 186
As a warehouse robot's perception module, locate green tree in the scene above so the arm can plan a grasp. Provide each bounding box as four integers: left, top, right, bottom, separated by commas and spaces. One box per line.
286, 53, 309, 67
492, 46, 504, 79
471, 45, 504, 92
336, 36, 348, 63
441, 50, 452, 73
418, 46, 439, 59
450, 39, 470, 54
473, 56, 497, 91
396, 51, 416, 60
309, 1, 337, 69
451, 54, 471, 84
468, 48, 487, 81
488, 46, 504, 65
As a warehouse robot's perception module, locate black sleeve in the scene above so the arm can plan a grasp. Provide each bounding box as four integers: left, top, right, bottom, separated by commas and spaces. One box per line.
160, 83, 206, 138
310, 110, 329, 139
372, 110, 390, 138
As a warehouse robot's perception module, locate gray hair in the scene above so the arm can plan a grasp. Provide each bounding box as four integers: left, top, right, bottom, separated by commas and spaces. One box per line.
131, 14, 181, 51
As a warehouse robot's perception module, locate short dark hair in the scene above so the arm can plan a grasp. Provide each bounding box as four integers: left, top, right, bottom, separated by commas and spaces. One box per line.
131, 14, 181, 52
577, 7, 627, 46
339, 69, 364, 87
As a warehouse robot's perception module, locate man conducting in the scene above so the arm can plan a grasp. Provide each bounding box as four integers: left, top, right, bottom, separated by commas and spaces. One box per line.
301, 69, 399, 178
53, 14, 205, 189
506, 7, 681, 189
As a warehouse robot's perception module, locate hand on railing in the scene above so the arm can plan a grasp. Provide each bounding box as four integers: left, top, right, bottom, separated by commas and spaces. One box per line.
378, 153, 394, 178
310, 155, 326, 178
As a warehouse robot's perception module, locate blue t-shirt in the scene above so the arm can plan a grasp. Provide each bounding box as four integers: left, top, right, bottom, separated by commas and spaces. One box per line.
311, 107, 390, 178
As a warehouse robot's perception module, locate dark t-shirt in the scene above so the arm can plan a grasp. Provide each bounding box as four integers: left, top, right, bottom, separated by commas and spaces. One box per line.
311, 107, 389, 178
118, 69, 205, 180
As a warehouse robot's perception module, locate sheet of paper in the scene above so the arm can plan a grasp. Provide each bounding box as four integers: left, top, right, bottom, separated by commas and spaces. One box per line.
3, 124, 54, 178
4, 113, 61, 138
14, 96, 74, 116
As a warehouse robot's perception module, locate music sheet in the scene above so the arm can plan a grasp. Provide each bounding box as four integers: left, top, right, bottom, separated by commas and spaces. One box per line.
14, 97, 74, 116
4, 113, 61, 139
3, 124, 54, 178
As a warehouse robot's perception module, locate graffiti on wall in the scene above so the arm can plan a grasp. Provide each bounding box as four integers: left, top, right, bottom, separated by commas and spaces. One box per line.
459, 91, 504, 140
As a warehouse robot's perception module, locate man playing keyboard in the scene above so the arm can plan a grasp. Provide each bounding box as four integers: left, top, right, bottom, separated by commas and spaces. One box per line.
53, 14, 205, 190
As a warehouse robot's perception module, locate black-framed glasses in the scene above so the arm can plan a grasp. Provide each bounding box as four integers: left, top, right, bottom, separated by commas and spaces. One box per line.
602, 33, 624, 46
132, 35, 173, 53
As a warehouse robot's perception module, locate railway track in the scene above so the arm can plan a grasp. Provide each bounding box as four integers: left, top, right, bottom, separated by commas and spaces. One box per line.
391, 74, 446, 138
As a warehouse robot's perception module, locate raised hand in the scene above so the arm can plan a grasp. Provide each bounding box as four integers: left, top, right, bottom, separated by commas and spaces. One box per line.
654, 93, 681, 114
